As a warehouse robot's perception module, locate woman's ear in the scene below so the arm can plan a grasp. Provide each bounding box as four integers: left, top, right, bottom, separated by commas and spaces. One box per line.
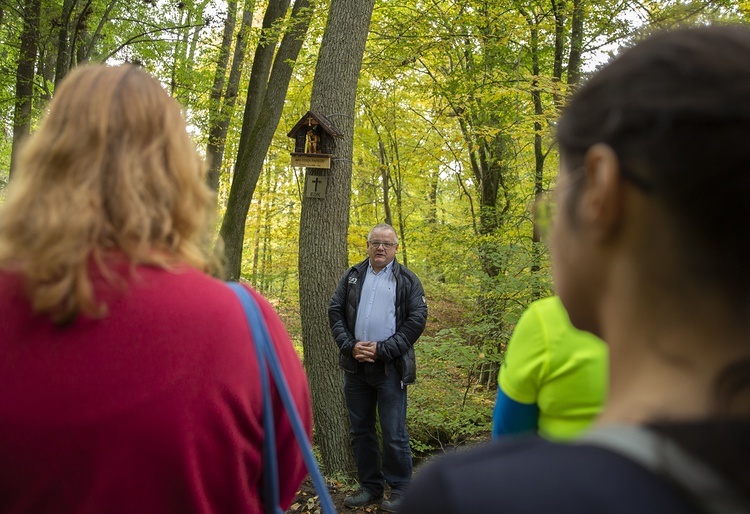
580, 143, 625, 241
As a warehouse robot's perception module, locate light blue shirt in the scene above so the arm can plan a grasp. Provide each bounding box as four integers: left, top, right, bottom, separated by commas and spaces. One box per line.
354, 260, 397, 342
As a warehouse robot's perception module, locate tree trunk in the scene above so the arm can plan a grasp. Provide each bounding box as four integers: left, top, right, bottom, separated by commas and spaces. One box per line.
298, 0, 376, 476
218, 0, 313, 280
54, 0, 76, 85
528, 15, 546, 296
205, 0, 238, 189
391, 139, 408, 268
79, 0, 121, 63
378, 139, 392, 226
170, 6, 190, 97
186, 1, 208, 69
528, 4, 567, 295
238, 0, 291, 144
551, 0, 566, 109
206, 0, 256, 191
10, 0, 41, 179
568, 0, 585, 86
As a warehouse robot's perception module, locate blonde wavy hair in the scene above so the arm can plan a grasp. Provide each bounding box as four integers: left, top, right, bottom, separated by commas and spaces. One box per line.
0, 64, 219, 324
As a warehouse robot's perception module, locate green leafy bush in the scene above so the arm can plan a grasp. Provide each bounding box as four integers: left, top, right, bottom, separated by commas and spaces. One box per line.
407, 330, 497, 456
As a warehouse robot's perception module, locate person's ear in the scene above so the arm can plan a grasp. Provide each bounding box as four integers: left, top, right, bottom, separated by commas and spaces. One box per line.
580, 143, 624, 241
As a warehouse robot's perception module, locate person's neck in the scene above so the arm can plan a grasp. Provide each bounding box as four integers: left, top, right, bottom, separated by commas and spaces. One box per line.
596, 274, 750, 426
369, 259, 393, 274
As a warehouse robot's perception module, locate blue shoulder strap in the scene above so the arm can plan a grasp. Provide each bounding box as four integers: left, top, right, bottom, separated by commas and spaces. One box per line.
227, 282, 337, 514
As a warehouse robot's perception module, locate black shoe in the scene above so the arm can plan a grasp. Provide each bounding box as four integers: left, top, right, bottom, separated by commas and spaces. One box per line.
344, 489, 382, 509
380, 493, 403, 512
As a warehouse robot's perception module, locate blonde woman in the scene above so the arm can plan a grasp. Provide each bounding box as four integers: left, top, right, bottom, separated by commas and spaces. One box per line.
0, 64, 311, 513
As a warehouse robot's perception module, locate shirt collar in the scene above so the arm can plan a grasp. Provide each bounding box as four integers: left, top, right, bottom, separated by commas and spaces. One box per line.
368, 259, 394, 275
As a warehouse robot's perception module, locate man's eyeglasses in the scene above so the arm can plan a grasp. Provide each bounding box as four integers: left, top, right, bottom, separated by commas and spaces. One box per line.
368, 241, 398, 249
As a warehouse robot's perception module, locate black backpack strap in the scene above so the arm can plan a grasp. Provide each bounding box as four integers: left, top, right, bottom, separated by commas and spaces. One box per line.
579, 425, 749, 514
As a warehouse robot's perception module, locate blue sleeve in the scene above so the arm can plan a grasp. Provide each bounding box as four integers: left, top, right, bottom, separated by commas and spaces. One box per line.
492, 387, 539, 440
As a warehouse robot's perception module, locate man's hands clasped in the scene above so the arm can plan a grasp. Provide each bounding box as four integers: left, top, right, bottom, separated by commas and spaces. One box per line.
352, 341, 378, 363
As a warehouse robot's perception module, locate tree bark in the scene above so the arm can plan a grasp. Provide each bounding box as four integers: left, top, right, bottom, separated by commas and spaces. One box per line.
80, 0, 121, 63
378, 140, 392, 226
298, 0, 376, 475
218, 0, 313, 280
568, 0, 585, 86
551, 0, 566, 109
54, 0, 76, 85
238, 0, 291, 143
528, 13, 546, 295
10, 0, 41, 179
206, 0, 253, 191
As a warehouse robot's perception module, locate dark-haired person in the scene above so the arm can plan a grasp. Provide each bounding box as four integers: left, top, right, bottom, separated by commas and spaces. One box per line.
329, 223, 428, 512
398, 25, 750, 513
0, 64, 311, 513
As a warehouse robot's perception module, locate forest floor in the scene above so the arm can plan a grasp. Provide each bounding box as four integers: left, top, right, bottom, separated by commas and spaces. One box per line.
287, 476, 368, 514
286, 467, 413, 513
286, 432, 491, 513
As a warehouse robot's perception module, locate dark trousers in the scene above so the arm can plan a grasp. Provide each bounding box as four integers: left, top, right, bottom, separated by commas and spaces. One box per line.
344, 361, 412, 496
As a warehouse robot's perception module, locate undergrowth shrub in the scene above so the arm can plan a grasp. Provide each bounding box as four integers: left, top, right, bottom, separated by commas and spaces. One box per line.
407, 329, 498, 456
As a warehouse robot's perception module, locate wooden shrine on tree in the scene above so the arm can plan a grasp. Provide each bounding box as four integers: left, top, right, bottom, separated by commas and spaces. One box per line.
287, 111, 343, 170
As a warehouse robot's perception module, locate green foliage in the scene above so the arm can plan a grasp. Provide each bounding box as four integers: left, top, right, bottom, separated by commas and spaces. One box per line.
408, 330, 497, 455
239, 153, 302, 301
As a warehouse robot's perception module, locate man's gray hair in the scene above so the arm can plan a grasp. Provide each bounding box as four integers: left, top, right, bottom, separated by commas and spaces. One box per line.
368, 223, 398, 243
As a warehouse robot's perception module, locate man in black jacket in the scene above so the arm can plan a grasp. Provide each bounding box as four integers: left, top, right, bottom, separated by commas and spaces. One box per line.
328, 223, 427, 512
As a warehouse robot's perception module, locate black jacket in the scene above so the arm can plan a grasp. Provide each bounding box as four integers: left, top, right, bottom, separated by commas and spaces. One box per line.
328, 258, 427, 384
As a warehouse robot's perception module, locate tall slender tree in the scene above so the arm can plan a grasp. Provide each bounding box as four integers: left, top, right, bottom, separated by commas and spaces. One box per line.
53, 0, 77, 85
206, 0, 257, 191
219, 0, 314, 280
10, 0, 41, 178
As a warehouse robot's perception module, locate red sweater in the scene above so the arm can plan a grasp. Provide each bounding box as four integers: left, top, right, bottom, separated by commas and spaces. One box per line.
0, 265, 312, 513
